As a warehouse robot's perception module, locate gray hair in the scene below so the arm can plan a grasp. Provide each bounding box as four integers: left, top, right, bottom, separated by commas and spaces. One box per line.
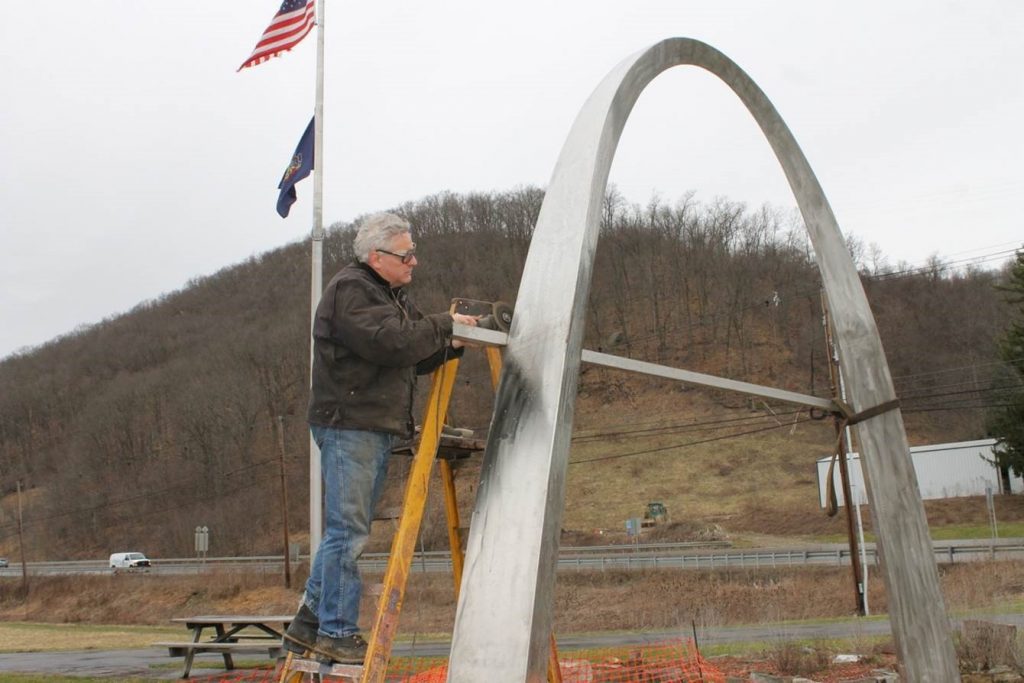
353, 213, 412, 263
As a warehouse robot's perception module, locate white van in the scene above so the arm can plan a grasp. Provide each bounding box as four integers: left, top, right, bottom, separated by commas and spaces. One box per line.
109, 551, 152, 572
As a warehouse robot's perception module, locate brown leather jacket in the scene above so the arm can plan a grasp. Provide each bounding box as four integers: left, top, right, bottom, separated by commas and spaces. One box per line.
307, 262, 459, 437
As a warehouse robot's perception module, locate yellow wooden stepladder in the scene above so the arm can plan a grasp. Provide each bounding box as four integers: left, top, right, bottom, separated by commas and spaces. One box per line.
279, 322, 562, 682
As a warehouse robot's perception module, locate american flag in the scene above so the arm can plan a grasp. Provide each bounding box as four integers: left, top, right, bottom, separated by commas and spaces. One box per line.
237, 0, 316, 71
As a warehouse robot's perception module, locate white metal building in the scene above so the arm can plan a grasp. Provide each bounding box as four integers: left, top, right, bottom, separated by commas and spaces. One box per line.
816, 438, 1024, 508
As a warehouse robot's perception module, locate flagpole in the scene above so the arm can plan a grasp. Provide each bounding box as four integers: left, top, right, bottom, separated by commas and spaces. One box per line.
309, 0, 325, 562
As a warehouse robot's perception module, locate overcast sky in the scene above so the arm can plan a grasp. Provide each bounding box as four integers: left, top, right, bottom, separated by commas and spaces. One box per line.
2, 1, 1021, 359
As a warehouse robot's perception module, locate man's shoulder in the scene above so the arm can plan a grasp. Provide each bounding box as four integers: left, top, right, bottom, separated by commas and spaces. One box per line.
328, 263, 377, 290
332, 261, 367, 279
322, 264, 397, 313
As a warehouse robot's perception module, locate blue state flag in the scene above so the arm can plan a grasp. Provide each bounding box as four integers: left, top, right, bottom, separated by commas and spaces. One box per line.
277, 117, 315, 218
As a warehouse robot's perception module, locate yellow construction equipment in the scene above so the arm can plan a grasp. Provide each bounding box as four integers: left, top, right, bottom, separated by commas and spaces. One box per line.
641, 502, 669, 530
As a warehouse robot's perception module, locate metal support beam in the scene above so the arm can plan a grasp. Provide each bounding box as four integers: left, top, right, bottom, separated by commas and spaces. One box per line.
452, 323, 509, 348
453, 326, 833, 410
581, 350, 833, 411
448, 37, 957, 682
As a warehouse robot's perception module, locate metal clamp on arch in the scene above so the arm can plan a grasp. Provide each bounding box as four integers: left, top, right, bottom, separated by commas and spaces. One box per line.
830, 397, 901, 427
822, 397, 902, 518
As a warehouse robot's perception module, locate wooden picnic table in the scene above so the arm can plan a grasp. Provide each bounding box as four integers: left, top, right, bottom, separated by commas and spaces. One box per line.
154, 614, 292, 678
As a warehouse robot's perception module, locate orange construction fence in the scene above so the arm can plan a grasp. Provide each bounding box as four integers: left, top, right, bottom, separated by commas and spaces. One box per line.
205, 639, 724, 683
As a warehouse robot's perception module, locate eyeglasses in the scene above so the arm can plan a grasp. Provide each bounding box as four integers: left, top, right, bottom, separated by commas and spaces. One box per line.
376, 247, 417, 264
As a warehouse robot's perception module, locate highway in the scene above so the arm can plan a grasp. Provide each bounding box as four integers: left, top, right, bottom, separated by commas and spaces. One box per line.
1, 538, 1021, 577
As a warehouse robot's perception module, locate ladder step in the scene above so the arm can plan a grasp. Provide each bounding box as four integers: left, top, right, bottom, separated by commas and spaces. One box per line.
441, 424, 474, 438
282, 655, 363, 679
393, 432, 485, 460
439, 434, 485, 451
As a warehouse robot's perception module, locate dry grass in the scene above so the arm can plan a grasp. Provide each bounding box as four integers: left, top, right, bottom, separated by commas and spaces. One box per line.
385, 373, 854, 554
0, 571, 301, 627
0, 622, 179, 652
941, 562, 1024, 613
564, 385, 840, 535
2, 378, 1020, 665
561, 383, 1024, 545
2, 561, 1021, 650
551, 566, 880, 632
957, 619, 1023, 672
771, 641, 833, 677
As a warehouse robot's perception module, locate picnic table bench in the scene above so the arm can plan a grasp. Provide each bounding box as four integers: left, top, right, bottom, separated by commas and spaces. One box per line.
153, 614, 291, 678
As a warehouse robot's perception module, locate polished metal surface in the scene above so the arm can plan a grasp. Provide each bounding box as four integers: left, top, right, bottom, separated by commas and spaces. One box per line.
452, 326, 833, 410
448, 38, 956, 682
451, 323, 508, 348
581, 349, 834, 410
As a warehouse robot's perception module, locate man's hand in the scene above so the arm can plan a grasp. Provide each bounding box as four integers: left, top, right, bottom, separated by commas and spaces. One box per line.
451, 313, 479, 349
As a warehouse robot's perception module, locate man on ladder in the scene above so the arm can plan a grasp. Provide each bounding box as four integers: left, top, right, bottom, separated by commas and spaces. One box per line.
283, 212, 478, 664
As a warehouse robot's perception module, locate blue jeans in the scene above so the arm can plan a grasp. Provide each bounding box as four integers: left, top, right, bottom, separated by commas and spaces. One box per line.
304, 425, 393, 638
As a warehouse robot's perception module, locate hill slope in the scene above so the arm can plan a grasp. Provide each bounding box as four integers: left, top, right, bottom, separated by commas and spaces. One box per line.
0, 187, 1013, 560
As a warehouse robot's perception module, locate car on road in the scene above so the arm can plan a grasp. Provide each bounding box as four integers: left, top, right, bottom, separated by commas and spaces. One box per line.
0, 558, 8, 568
109, 552, 151, 573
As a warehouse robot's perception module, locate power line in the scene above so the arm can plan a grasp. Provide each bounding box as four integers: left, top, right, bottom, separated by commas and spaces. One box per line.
902, 383, 1022, 403
903, 402, 1014, 414
567, 373, 1016, 445
866, 249, 1018, 282
566, 381, 1021, 466
568, 396, 1013, 469
891, 358, 1018, 384
569, 416, 817, 466
571, 407, 806, 443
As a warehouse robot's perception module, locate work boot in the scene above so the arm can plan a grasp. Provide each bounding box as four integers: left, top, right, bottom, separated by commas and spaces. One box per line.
282, 604, 319, 654
314, 633, 368, 664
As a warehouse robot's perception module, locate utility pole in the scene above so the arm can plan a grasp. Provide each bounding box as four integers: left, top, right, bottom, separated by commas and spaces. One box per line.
16, 480, 28, 589
851, 483, 870, 615
277, 416, 292, 589
821, 292, 867, 616
987, 485, 998, 560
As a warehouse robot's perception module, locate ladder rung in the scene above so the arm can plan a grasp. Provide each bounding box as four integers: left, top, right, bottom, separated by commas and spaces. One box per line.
439, 434, 485, 450
392, 434, 484, 459
282, 655, 363, 679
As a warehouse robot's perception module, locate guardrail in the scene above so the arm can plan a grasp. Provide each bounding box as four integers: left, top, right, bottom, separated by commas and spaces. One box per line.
359, 542, 1024, 573
559, 540, 734, 554
4, 540, 1021, 576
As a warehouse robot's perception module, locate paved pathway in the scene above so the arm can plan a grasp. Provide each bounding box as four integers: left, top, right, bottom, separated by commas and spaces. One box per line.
0, 646, 193, 679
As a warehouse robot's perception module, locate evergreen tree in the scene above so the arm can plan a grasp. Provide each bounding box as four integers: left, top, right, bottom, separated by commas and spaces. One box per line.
988, 249, 1024, 475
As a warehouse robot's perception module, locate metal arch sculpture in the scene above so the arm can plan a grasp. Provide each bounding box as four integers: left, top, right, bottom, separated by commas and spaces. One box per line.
447, 38, 958, 682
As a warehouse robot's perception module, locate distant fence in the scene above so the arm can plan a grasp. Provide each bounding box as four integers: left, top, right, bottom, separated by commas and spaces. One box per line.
4, 540, 1021, 576
555, 542, 1024, 571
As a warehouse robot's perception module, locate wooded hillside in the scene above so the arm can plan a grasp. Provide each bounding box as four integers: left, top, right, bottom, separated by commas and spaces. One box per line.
0, 187, 1013, 559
